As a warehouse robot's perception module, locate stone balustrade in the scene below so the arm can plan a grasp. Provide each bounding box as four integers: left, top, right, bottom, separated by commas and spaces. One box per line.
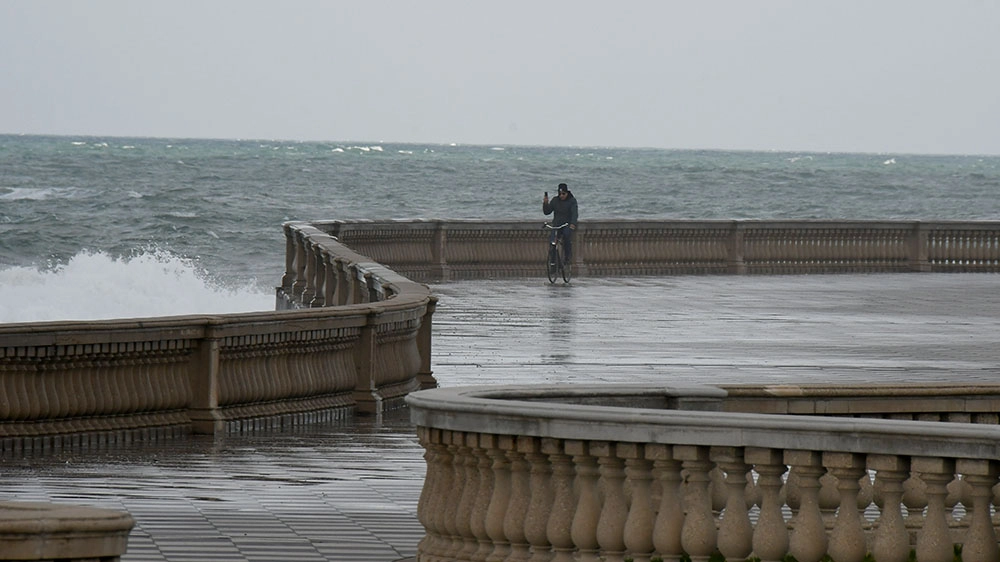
0, 221, 435, 452
0, 221, 437, 560
314, 219, 1000, 280
407, 383, 1000, 562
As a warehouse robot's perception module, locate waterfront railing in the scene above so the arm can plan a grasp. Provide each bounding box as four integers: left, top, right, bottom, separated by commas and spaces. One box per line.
0, 221, 435, 452
316, 219, 1000, 280
408, 383, 1000, 562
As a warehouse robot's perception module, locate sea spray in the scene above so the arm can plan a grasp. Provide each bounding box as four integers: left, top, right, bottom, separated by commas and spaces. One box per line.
0, 249, 273, 323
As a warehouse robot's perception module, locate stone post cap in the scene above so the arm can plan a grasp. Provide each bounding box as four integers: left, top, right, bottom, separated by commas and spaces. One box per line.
0, 501, 134, 560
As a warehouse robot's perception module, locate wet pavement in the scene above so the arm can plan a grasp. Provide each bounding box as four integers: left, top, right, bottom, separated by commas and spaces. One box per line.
3, 274, 1000, 561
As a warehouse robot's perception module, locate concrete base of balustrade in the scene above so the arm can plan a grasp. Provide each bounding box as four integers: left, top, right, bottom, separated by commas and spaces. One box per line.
0, 501, 133, 561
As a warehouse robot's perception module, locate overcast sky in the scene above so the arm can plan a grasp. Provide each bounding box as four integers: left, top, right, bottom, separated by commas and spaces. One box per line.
2, 1, 998, 155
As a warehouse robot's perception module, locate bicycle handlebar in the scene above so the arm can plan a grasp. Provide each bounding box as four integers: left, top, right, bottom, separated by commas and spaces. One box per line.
543, 223, 570, 230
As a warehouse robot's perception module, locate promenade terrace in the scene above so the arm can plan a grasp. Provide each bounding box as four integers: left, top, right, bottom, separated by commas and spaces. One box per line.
2, 219, 1000, 562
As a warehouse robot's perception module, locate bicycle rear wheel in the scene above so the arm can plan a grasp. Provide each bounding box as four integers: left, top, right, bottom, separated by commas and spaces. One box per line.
560, 248, 572, 283
547, 245, 559, 283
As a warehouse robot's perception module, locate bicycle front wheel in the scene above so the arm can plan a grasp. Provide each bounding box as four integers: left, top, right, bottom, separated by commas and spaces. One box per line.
547, 245, 559, 284
561, 249, 572, 283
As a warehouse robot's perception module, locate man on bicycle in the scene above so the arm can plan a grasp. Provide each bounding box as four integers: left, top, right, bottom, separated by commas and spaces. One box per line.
542, 182, 579, 261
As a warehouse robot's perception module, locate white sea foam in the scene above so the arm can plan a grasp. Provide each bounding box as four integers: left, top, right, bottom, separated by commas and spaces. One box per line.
0, 250, 273, 324
0, 187, 76, 201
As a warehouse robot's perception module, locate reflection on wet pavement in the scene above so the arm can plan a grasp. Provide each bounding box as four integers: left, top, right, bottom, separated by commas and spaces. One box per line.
0, 410, 425, 562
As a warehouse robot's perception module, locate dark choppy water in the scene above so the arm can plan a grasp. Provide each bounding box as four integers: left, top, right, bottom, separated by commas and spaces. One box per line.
2, 134, 999, 321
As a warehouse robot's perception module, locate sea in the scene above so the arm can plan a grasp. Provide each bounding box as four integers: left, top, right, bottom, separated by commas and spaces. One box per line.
2, 134, 999, 323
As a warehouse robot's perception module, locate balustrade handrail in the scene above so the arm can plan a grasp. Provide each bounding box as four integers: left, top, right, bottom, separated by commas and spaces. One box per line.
408, 384, 1000, 460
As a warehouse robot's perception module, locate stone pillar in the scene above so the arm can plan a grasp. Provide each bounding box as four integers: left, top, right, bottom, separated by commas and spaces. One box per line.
432, 221, 451, 281
188, 331, 223, 435
909, 222, 931, 272
728, 221, 747, 274
417, 297, 438, 389
353, 310, 382, 414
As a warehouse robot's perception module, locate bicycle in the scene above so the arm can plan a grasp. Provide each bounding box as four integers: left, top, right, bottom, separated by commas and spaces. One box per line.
544, 222, 572, 284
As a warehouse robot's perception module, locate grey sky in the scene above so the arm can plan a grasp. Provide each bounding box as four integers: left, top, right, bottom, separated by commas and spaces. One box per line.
2, 1, 998, 155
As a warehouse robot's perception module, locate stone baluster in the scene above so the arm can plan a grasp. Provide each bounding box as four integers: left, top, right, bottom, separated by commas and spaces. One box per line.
484, 436, 512, 562
470, 434, 496, 562
675, 445, 716, 562
713, 446, 753, 561
902, 468, 928, 531
825, 452, 867, 562
330, 257, 351, 306
946, 473, 968, 527
746, 447, 789, 562
337, 259, 353, 305
993, 478, 1000, 528
428, 429, 457, 562
291, 230, 307, 298
647, 444, 684, 562
568, 440, 602, 562
455, 433, 481, 561
281, 222, 296, 290
543, 439, 576, 562
868, 454, 911, 562
785, 450, 827, 562
322, 253, 336, 307
620, 443, 655, 562
309, 240, 326, 307
913, 457, 956, 562
523, 437, 553, 562
301, 240, 317, 305
416, 428, 446, 561
956, 459, 999, 562
817, 468, 841, 528
593, 441, 628, 562
503, 436, 532, 561
440, 431, 465, 561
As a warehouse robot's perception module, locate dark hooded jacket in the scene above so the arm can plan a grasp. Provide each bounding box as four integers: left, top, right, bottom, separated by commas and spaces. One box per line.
542, 189, 578, 228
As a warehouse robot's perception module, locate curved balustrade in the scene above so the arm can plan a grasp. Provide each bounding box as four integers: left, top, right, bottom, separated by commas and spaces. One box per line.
408, 383, 1000, 562
0, 221, 436, 451
317, 219, 1000, 280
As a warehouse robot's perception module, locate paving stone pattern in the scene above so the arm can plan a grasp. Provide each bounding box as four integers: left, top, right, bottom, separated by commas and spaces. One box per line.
2, 274, 1000, 561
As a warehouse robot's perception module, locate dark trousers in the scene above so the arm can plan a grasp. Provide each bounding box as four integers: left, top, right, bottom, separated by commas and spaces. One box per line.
549, 226, 573, 261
